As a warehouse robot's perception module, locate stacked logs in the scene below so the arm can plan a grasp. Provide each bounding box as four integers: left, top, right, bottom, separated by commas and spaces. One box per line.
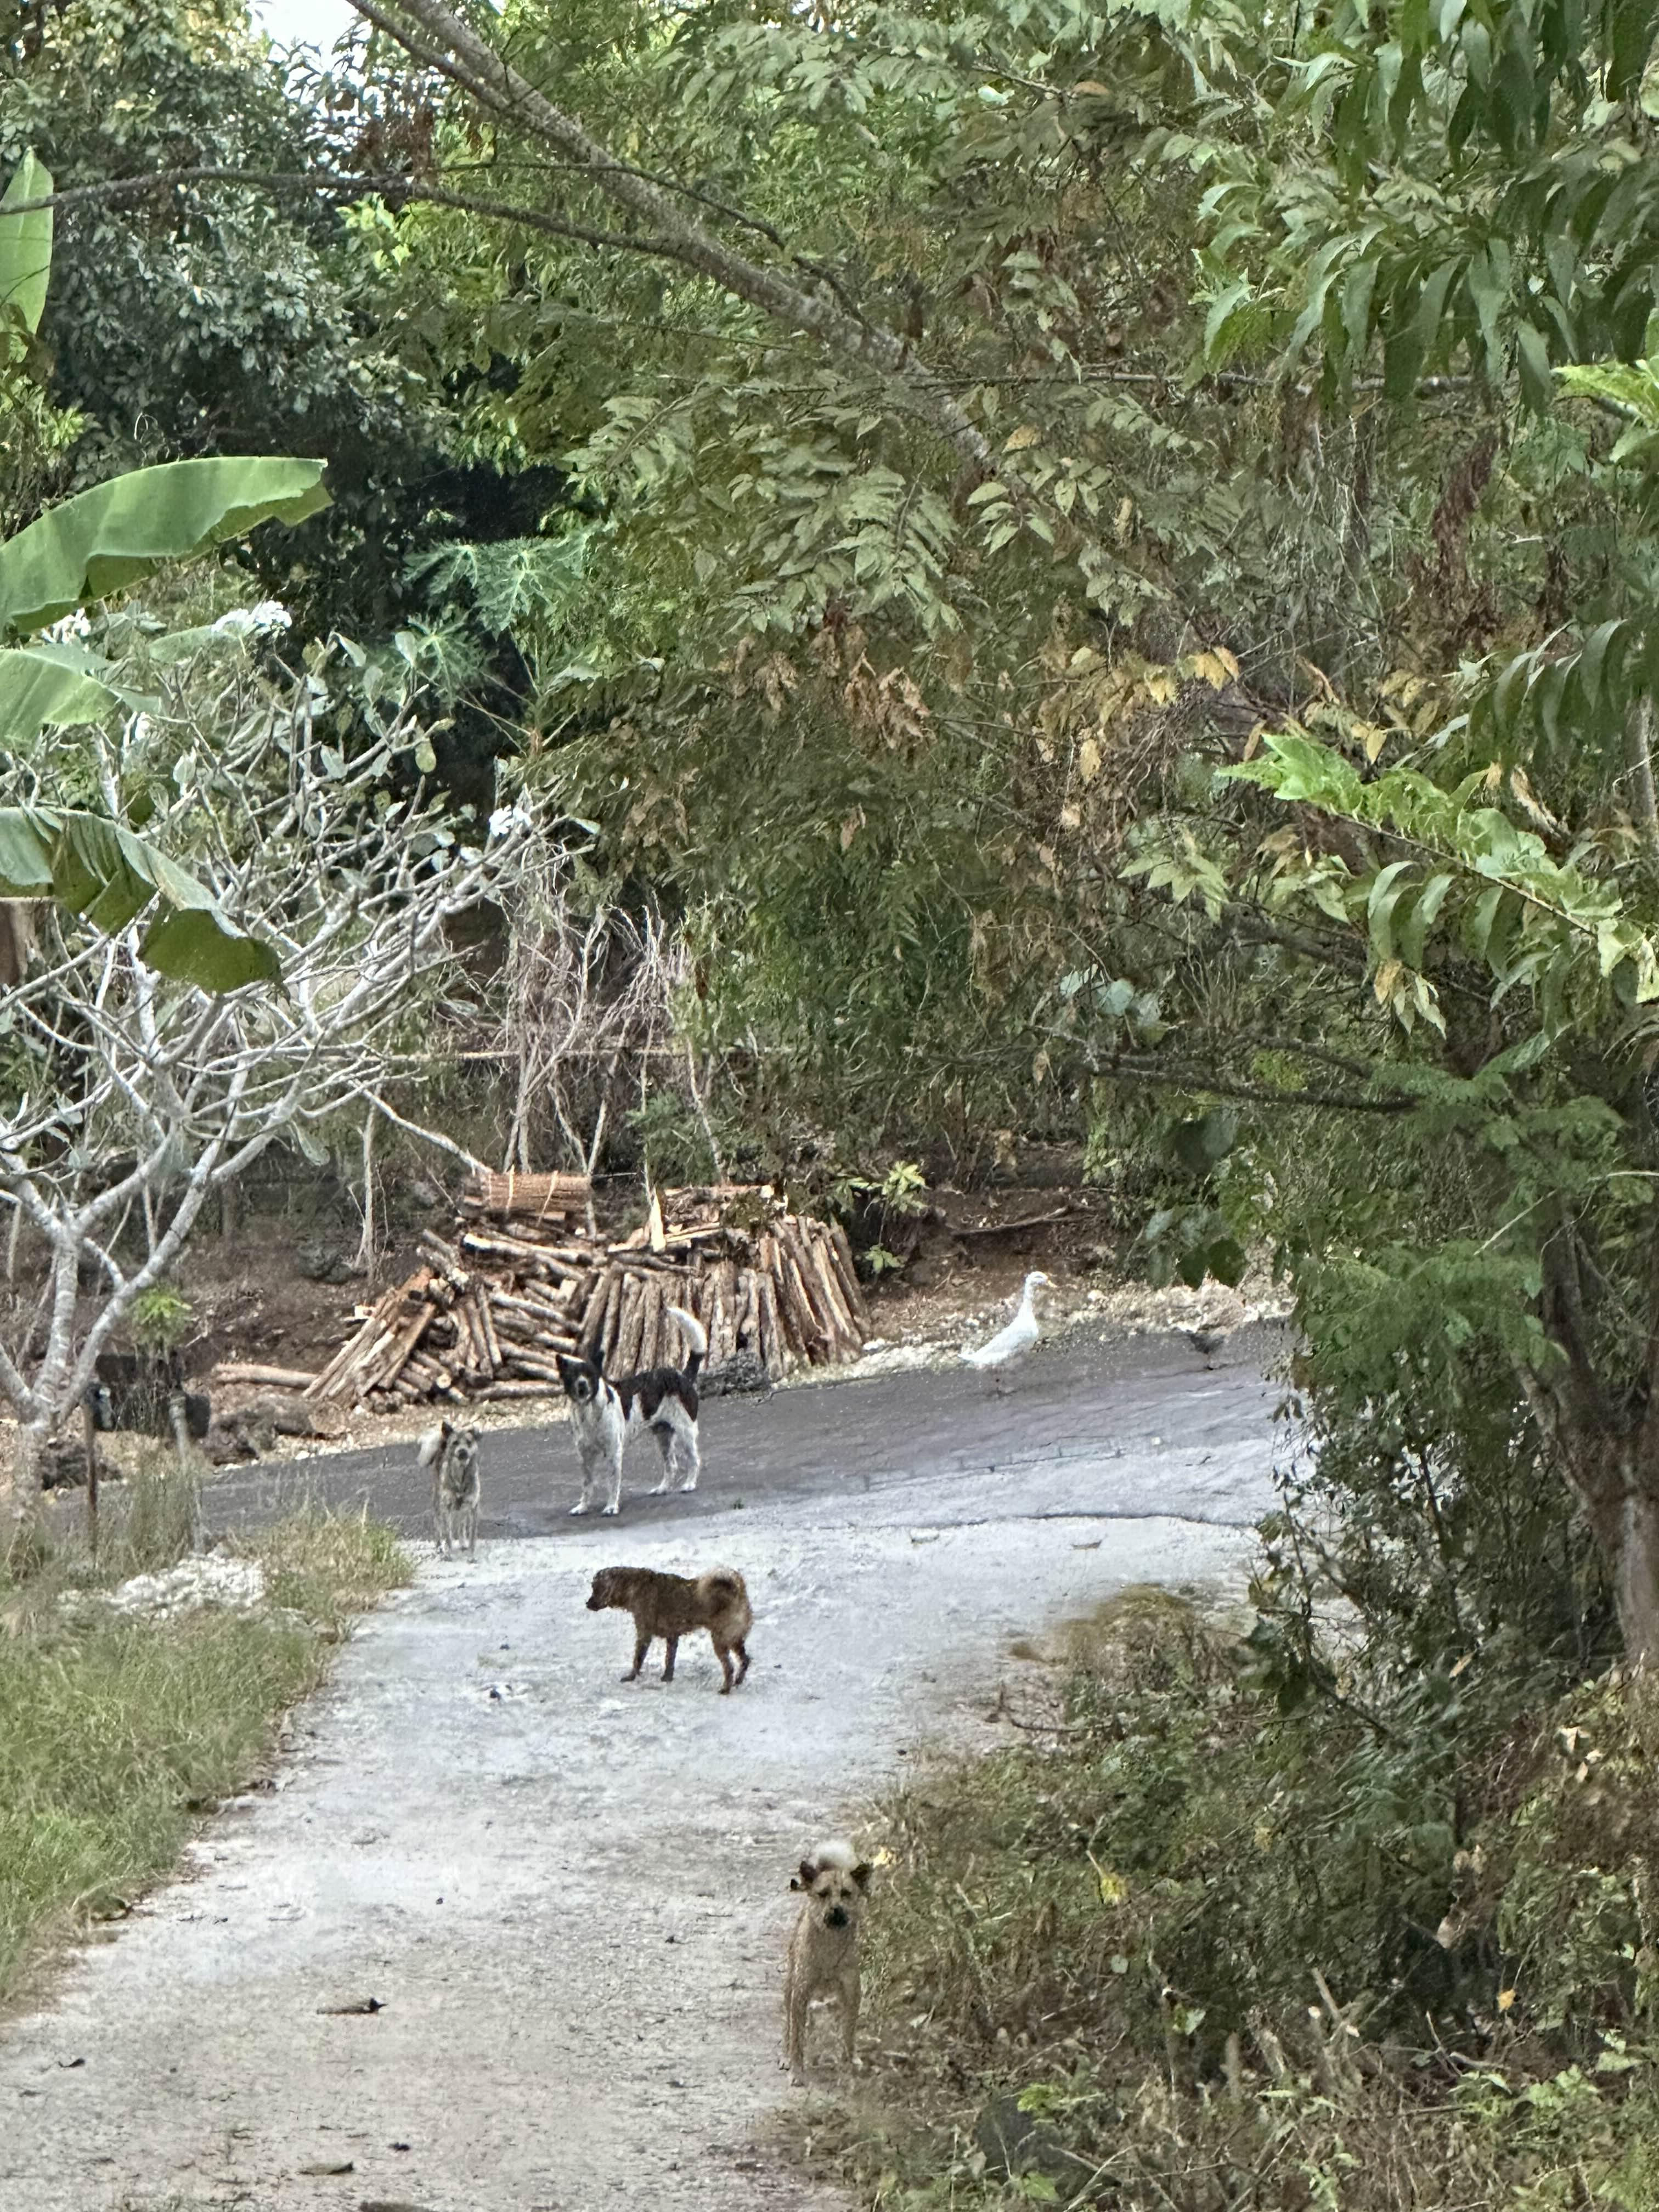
304, 1178, 867, 1412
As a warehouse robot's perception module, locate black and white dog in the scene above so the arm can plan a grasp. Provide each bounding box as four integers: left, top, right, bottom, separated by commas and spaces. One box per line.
556, 1307, 708, 1518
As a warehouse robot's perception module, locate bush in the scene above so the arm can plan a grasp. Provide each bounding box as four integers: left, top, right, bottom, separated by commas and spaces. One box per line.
807, 1590, 1659, 2212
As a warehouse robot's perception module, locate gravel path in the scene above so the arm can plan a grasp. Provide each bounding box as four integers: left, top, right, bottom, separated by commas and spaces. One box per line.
0, 1327, 1285, 2212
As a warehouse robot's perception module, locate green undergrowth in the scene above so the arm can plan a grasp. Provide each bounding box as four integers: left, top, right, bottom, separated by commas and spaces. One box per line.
0, 1501, 410, 2002
802, 1587, 1659, 2212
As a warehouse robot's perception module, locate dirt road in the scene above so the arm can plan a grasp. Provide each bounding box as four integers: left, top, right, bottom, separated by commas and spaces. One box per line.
0, 1325, 1286, 2212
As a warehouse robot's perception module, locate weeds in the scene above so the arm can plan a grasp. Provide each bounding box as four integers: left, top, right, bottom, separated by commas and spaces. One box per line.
804, 1589, 1659, 2212
0, 1505, 409, 2002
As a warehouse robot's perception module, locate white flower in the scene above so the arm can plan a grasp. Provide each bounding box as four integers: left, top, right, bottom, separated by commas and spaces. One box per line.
212, 600, 292, 637
488, 793, 533, 841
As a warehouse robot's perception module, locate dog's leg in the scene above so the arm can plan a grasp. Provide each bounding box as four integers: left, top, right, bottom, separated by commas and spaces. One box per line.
623, 1631, 649, 1683
838, 1963, 861, 2070
602, 1436, 623, 1517
783, 1965, 808, 2086
714, 1638, 735, 1694
661, 1633, 680, 1682
733, 1638, 751, 1687
465, 1504, 477, 1558
675, 1424, 701, 1494
570, 1444, 598, 1516
649, 1421, 675, 1495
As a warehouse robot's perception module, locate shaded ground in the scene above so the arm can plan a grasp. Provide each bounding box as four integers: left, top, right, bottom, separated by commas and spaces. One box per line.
0, 1324, 1287, 2212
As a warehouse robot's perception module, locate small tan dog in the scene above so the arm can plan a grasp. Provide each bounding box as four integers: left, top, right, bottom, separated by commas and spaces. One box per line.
584, 1565, 753, 1692
417, 1419, 481, 1558
783, 1838, 871, 2086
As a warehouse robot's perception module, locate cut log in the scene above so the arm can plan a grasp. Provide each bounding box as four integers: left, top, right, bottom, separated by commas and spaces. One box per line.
827, 1222, 870, 1325
471, 1288, 503, 1374
597, 1268, 625, 1368
477, 1379, 561, 1400
805, 1228, 862, 1358
577, 1271, 610, 1347
502, 1349, 569, 1383
761, 1235, 803, 1360
614, 1274, 647, 1376
307, 1281, 404, 1398
733, 1269, 759, 1357
461, 1167, 591, 1220
456, 1296, 490, 1378
369, 1302, 435, 1392
755, 1266, 788, 1378
417, 1228, 463, 1271
215, 1362, 319, 1390
777, 1231, 832, 1361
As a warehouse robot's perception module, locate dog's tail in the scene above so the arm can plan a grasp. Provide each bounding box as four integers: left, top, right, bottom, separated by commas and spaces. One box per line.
698, 1566, 753, 1636
416, 1421, 449, 1470
697, 1566, 748, 1602
668, 1305, 708, 1381
809, 1837, 860, 1872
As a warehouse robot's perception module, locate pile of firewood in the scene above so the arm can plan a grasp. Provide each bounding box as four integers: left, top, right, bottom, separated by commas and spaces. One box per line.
303, 1174, 868, 1413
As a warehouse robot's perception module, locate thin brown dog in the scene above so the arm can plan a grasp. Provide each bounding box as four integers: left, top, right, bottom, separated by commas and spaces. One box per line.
584, 1564, 753, 1692
783, 1839, 871, 2086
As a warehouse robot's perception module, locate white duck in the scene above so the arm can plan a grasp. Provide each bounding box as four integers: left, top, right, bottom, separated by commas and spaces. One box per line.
961, 1270, 1051, 1393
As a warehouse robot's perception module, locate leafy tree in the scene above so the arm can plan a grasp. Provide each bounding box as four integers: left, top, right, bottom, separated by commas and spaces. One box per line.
0, 146, 333, 985
0, 623, 533, 1529
326, 0, 1659, 1661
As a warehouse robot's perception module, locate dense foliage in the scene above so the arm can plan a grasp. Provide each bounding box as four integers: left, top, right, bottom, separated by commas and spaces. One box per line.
6, 0, 1659, 2187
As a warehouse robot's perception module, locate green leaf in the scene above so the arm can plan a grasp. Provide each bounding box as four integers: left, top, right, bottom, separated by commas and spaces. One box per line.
0, 641, 155, 748
1207, 1237, 1247, 1286
1398, 871, 1455, 968
0, 151, 52, 348
139, 904, 281, 992
1172, 1108, 1240, 1172
0, 804, 279, 990
0, 807, 54, 893
1514, 321, 1555, 413
0, 457, 330, 636
1368, 858, 1417, 958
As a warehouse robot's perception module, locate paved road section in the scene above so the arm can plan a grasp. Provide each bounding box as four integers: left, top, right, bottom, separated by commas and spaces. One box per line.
0, 1323, 1289, 2212
209, 1319, 1292, 1545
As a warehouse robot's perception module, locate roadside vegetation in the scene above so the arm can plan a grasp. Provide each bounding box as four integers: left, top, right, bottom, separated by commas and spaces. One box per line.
814, 1583, 1659, 2211
0, 1476, 409, 2004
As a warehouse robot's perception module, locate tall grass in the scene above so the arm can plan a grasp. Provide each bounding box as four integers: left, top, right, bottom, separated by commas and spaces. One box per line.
799, 1588, 1659, 2212
0, 1506, 410, 2002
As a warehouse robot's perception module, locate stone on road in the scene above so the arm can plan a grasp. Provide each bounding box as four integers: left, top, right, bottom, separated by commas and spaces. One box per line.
0, 1327, 1283, 2211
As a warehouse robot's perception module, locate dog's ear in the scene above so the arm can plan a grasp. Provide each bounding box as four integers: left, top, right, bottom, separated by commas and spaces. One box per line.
556, 1354, 580, 1385
792, 1859, 818, 1892
851, 1862, 873, 1891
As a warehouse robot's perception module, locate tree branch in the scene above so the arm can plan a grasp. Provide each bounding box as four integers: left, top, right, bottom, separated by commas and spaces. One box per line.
348, 0, 1006, 475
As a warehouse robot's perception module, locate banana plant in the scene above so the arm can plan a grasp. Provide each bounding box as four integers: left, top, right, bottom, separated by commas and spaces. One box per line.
0, 152, 331, 990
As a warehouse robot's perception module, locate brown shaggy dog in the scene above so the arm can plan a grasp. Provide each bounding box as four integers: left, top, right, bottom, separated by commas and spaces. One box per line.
783, 1839, 871, 2086
584, 1565, 753, 1692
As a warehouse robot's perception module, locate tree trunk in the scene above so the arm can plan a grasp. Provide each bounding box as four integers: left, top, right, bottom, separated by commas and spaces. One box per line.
0, 1420, 48, 1556
1581, 1454, 1659, 1668
1539, 1398, 1659, 1667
